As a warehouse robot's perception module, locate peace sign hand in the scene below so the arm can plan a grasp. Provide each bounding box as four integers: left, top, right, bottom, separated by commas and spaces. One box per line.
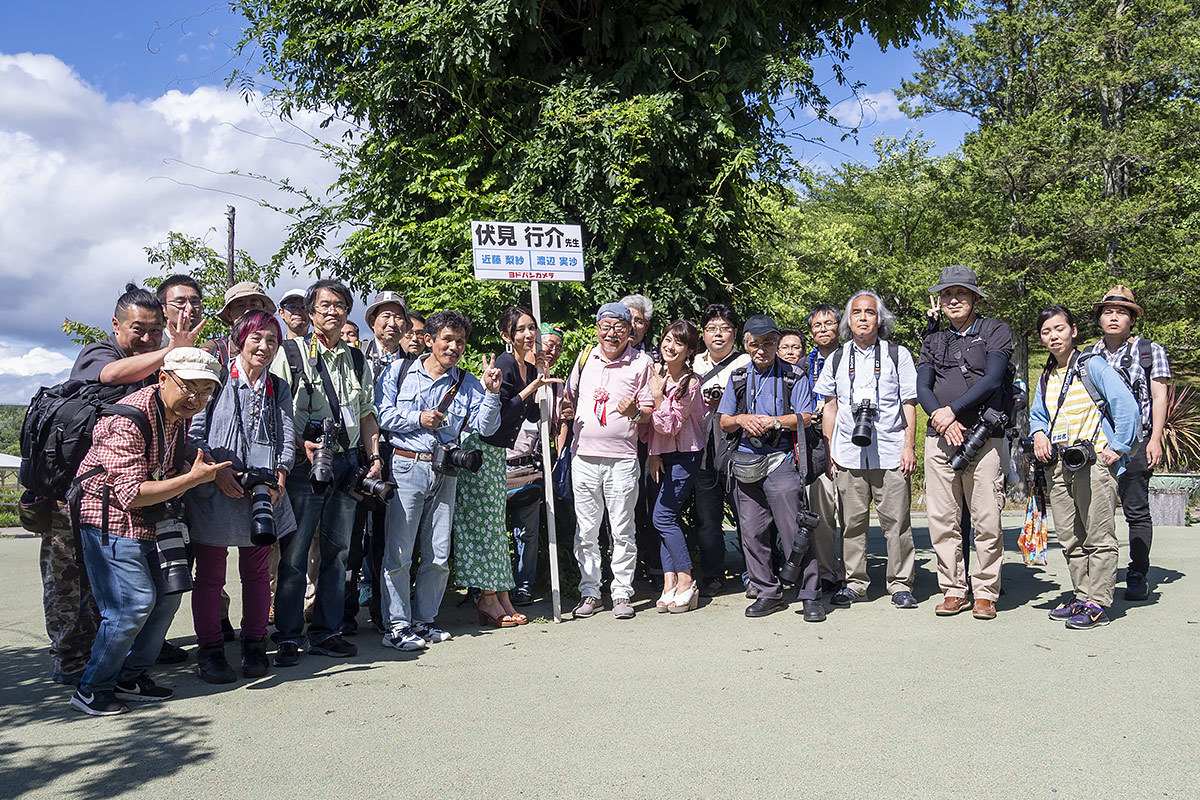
482, 354, 503, 392
926, 294, 941, 322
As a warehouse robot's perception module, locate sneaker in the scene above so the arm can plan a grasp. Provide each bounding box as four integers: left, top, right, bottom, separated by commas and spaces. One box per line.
155, 640, 188, 665
891, 591, 918, 609
70, 689, 128, 716
1065, 602, 1111, 630
381, 627, 427, 651
413, 622, 452, 644
274, 641, 301, 667
612, 597, 635, 619
1048, 597, 1085, 621
1124, 571, 1149, 601
572, 596, 603, 619
831, 587, 865, 606
114, 674, 173, 702
309, 635, 357, 658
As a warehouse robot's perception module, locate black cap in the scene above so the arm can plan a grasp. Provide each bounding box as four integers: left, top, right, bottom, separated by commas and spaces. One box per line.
743, 314, 778, 337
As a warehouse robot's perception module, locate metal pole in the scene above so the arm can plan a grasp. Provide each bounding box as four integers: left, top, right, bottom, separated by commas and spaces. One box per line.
530, 280, 563, 622
225, 205, 236, 289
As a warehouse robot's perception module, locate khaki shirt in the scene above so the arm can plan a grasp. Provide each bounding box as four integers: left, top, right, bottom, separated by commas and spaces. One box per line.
270, 335, 376, 450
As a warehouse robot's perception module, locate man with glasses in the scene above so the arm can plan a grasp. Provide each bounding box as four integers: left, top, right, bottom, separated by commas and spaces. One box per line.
270, 279, 384, 666
562, 303, 655, 620
157, 275, 204, 349
278, 289, 310, 340
693, 304, 752, 597
402, 312, 427, 356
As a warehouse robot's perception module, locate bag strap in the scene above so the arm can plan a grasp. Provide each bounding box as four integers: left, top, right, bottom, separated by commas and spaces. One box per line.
312, 348, 354, 452
1074, 353, 1115, 430
394, 354, 417, 395
282, 338, 314, 402
700, 350, 742, 384
349, 345, 365, 384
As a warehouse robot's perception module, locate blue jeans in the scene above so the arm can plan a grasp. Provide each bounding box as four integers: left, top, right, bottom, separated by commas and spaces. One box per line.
510, 499, 541, 592
275, 455, 357, 646
653, 451, 701, 573
381, 454, 456, 632
78, 525, 181, 693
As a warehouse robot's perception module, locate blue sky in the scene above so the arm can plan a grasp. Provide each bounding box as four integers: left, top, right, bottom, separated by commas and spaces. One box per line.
0, 2, 976, 402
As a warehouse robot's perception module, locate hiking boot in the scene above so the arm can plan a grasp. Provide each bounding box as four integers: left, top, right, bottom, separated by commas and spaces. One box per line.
196, 643, 237, 685
241, 636, 270, 679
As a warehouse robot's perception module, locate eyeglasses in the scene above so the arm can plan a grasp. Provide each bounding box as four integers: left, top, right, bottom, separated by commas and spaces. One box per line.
166, 371, 214, 402
810, 321, 837, 330
315, 302, 349, 314
597, 322, 629, 334
166, 298, 203, 310
703, 324, 734, 334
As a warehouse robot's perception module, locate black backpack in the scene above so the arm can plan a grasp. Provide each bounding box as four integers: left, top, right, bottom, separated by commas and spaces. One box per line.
19, 380, 153, 502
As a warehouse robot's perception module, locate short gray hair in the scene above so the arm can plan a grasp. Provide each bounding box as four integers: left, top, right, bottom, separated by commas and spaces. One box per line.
620, 294, 653, 320
838, 290, 896, 341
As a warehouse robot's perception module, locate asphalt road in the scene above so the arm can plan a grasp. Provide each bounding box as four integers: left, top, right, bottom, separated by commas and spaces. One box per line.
1, 516, 1198, 800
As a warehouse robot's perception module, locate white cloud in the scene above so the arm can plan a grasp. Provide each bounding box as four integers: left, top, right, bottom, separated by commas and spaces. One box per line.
0, 342, 74, 376
0, 52, 349, 389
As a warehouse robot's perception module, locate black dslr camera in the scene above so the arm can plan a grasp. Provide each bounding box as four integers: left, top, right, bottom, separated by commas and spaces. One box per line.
431, 442, 483, 477
304, 418, 337, 492
347, 467, 395, 503
1061, 440, 1097, 472
950, 408, 1008, 471
1018, 435, 1057, 465
703, 385, 724, 402
239, 467, 279, 546
143, 496, 192, 595
850, 400, 876, 447
779, 510, 821, 585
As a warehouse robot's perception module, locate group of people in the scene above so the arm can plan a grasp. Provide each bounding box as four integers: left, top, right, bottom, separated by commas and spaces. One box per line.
34, 266, 1169, 719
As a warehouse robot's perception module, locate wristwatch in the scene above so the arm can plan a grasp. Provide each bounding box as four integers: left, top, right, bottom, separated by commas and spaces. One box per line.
368, 454, 382, 464
772, 417, 782, 431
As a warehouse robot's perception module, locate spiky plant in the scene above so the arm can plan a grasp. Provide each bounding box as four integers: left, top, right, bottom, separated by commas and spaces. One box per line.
1160, 385, 1200, 473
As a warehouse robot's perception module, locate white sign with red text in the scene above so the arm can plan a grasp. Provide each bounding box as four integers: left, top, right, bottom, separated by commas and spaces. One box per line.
471, 220, 584, 282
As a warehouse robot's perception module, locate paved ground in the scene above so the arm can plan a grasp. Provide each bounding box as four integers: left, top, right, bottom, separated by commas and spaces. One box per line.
1, 515, 1198, 800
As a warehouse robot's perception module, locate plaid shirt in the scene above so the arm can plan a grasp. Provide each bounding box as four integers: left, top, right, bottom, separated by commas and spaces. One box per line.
76, 386, 186, 541
1087, 336, 1171, 431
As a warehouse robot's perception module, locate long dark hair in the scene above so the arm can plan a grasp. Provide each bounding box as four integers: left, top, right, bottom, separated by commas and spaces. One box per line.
660, 319, 700, 394
498, 305, 535, 345
1037, 304, 1078, 392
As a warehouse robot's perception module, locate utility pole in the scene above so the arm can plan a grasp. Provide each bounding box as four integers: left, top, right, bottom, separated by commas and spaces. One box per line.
225, 205, 236, 289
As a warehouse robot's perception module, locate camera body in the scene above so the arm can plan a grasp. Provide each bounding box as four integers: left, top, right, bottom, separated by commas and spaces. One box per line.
239, 467, 279, 546
304, 418, 337, 492
347, 467, 396, 503
431, 442, 484, 477
950, 407, 1008, 471
144, 497, 192, 595
1017, 436, 1057, 464
703, 385, 723, 402
779, 510, 821, 585
1061, 439, 1097, 472
850, 400, 876, 447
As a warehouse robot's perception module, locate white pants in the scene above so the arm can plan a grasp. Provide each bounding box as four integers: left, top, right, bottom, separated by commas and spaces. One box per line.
573, 454, 641, 600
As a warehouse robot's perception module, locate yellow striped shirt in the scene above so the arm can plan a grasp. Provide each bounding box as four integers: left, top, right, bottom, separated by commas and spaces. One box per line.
1045, 366, 1108, 450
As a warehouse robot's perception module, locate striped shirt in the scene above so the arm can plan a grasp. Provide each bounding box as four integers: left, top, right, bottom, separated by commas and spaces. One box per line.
1044, 367, 1108, 451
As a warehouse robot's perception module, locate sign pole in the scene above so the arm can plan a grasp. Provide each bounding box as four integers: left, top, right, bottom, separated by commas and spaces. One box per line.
530, 280, 563, 623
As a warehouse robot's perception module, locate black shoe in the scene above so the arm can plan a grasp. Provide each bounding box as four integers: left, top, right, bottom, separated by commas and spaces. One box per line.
831, 587, 864, 606
801, 599, 827, 622
221, 617, 236, 642
512, 588, 534, 607
1125, 571, 1149, 601
196, 644, 237, 685
309, 634, 357, 658
70, 689, 128, 716
114, 674, 173, 702
273, 641, 300, 668
698, 577, 724, 598
241, 636, 270, 679
155, 640, 187, 665
745, 598, 787, 618
820, 579, 843, 595
891, 591, 918, 609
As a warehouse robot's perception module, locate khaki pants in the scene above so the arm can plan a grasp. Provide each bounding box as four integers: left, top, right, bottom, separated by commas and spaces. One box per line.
836, 467, 915, 595
925, 436, 1008, 601
1047, 459, 1119, 607
808, 471, 843, 584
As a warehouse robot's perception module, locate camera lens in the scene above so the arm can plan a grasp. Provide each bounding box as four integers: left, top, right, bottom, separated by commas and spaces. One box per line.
450, 447, 484, 473
155, 527, 193, 595
851, 402, 874, 447
249, 484, 276, 546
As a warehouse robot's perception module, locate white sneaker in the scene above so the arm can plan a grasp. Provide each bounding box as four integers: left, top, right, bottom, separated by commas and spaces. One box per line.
381, 627, 427, 651
413, 622, 452, 644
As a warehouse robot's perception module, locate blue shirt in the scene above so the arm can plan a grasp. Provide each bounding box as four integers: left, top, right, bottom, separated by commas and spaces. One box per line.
717, 359, 814, 455
377, 357, 502, 454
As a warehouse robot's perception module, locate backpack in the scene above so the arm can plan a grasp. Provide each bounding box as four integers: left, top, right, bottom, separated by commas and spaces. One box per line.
1093, 338, 1154, 425
1040, 352, 1144, 444
19, 380, 151, 503
932, 319, 1026, 421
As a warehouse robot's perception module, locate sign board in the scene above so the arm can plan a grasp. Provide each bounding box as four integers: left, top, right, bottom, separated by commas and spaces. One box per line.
471, 220, 584, 282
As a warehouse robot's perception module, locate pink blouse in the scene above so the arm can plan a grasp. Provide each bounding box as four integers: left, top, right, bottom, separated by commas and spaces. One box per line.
643, 379, 706, 456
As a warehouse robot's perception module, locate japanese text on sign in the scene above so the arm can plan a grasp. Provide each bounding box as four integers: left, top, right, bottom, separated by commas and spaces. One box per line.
471, 220, 585, 282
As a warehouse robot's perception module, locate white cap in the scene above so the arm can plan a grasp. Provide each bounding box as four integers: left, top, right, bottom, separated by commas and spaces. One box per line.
162, 347, 223, 386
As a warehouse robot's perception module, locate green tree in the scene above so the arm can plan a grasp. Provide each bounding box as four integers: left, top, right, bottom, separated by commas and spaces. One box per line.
232, 0, 954, 338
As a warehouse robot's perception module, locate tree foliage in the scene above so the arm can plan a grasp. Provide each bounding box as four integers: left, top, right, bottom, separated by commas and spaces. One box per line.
231, 0, 952, 335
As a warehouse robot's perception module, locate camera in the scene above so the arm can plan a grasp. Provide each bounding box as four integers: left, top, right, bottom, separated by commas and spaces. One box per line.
747, 428, 785, 450
431, 442, 483, 476
1017, 436, 1059, 466
305, 418, 337, 493
347, 467, 395, 504
1061, 439, 1097, 472
239, 467, 279, 546
779, 510, 820, 585
850, 400, 876, 447
703, 385, 723, 401
950, 408, 1008, 471
144, 497, 192, 595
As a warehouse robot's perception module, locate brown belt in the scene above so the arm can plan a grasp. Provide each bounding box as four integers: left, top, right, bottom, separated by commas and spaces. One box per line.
393, 448, 433, 462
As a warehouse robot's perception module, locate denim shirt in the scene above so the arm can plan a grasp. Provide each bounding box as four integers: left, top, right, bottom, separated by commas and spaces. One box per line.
377, 357, 501, 454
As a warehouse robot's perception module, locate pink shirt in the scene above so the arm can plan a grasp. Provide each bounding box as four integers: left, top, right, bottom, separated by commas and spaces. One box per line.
567, 344, 654, 458
644, 379, 705, 456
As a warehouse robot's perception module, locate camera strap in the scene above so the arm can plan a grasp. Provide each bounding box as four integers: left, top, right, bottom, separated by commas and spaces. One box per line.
312, 347, 353, 452
440, 368, 471, 442
847, 343, 881, 408
229, 360, 280, 468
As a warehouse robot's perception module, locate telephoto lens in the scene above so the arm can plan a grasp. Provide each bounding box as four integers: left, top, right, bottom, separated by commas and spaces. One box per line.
155, 523, 193, 595
309, 419, 336, 492
1061, 440, 1097, 472
359, 475, 396, 503
248, 485, 276, 545
950, 409, 1007, 471
850, 401, 875, 447
779, 511, 820, 585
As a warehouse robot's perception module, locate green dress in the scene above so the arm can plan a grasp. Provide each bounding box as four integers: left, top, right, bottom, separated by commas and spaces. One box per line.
452, 431, 515, 590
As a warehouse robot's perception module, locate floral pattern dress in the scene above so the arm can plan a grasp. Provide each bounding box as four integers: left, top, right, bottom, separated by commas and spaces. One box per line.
452, 430, 515, 590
